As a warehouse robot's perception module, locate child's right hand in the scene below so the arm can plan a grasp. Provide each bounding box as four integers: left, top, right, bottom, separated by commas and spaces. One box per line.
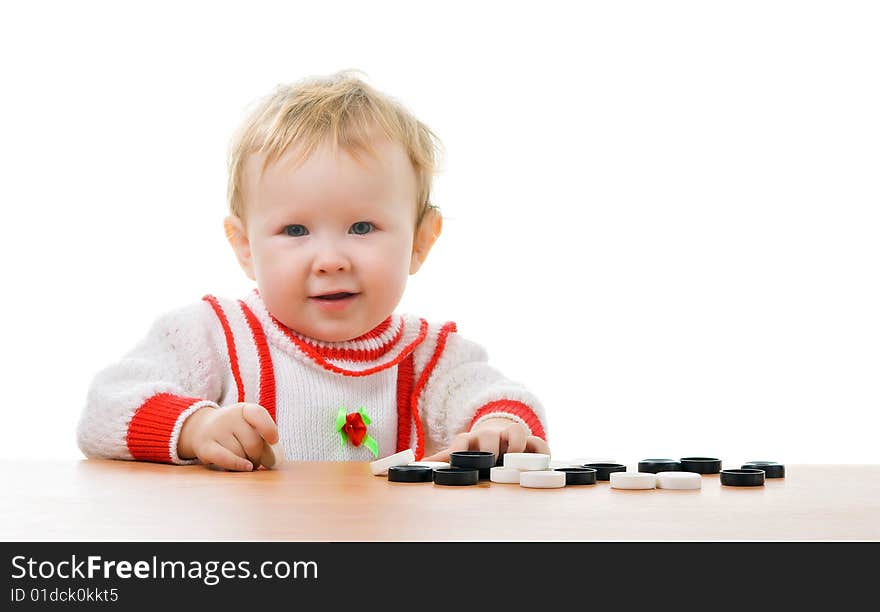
177, 403, 279, 471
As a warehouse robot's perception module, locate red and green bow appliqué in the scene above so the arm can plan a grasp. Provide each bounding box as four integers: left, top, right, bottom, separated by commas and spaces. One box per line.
335, 407, 378, 458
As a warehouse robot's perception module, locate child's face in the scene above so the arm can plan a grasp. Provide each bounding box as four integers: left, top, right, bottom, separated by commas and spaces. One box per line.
227, 134, 439, 342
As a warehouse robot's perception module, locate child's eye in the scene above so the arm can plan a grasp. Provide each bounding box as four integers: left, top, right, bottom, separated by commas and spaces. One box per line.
283, 224, 309, 237
349, 221, 374, 235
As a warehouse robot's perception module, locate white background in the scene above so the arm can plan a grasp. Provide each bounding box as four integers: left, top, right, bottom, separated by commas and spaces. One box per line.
2, 1, 877, 466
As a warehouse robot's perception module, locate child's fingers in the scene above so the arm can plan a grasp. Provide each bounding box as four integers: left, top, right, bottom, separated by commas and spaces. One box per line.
220, 433, 248, 462
423, 430, 547, 463
524, 436, 550, 455
450, 432, 474, 454
240, 403, 279, 445
232, 423, 268, 467
421, 432, 472, 462
201, 441, 253, 472
475, 429, 501, 459
259, 440, 277, 469
500, 424, 527, 455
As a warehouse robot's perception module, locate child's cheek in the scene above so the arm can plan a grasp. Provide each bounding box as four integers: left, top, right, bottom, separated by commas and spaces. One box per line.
257, 245, 307, 297
358, 238, 410, 280
362, 248, 410, 312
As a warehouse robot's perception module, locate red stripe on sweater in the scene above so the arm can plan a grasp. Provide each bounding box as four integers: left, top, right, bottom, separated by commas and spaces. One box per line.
292, 316, 396, 361
299, 319, 403, 362
239, 300, 277, 422
270, 314, 401, 362
469, 400, 547, 441
202, 295, 244, 403
273, 318, 429, 377
410, 322, 457, 459
127, 393, 204, 463
395, 354, 415, 452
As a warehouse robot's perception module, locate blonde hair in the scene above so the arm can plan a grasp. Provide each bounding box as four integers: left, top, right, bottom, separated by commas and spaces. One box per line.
227, 69, 442, 226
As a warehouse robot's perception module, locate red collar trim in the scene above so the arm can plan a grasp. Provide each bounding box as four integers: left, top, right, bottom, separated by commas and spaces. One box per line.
252, 288, 403, 362
278, 317, 428, 378
270, 314, 403, 362
247, 289, 427, 375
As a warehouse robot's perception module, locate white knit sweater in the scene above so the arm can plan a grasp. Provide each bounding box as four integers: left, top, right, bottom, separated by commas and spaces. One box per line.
77, 291, 547, 464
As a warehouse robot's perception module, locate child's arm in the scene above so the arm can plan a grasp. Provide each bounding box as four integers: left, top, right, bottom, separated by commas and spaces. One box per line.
76, 301, 251, 467
417, 328, 549, 461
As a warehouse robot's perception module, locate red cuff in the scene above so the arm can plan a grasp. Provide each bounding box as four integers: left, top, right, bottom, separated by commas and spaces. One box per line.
126, 393, 205, 463
469, 400, 547, 441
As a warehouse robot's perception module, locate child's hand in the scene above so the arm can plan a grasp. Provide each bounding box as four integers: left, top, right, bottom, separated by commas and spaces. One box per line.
177, 403, 279, 471
421, 417, 549, 462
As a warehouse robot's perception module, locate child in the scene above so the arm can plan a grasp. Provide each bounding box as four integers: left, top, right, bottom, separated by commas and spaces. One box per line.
77, 71, 549, 471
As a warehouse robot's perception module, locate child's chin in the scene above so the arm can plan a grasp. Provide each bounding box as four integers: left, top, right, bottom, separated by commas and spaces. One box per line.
308, 319, 368, 343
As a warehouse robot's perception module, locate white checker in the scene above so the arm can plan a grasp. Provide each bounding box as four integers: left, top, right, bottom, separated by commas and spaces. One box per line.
610, 472, 657, 490
656, 471, 702, 490
503, 453, 551, 471
370, 449, 415, 476
409, 461, 450, 470
260, 441, 284, 469
569, 457, 618, 466
490, 466, 523, 484
519, 470, 566, 489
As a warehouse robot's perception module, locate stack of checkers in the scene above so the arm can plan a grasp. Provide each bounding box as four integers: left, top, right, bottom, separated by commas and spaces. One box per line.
607, 458, 786, 489
369, 449, 451, 481
490, 453, 598, 489
369, 450, 784, 490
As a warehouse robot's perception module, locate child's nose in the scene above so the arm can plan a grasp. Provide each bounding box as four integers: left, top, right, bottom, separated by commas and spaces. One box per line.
312, 247, 351, 275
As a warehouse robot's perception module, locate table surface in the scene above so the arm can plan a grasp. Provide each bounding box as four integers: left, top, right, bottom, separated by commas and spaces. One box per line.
2, 460, 878, 541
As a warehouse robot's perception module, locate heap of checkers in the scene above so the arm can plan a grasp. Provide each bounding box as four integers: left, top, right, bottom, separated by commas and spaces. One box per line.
369, 450, 785, 489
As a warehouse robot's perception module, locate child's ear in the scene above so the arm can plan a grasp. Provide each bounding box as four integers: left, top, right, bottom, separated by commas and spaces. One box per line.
224, 215, 256, 281
410, 207, 442, 274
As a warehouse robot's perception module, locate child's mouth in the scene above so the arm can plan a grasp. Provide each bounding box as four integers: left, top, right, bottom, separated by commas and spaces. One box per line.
310, 291, 360, 311
313, 292, 357, 301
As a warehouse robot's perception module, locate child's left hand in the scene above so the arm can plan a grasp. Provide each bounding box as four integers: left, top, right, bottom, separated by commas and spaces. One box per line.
421, 417, 549, 462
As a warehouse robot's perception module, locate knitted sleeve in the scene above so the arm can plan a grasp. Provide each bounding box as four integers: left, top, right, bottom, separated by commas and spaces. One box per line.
76, 301, 225, 465
417, 327, 548, 451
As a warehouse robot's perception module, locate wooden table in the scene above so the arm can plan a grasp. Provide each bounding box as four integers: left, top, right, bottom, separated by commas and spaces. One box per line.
2, 460, 878, 540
